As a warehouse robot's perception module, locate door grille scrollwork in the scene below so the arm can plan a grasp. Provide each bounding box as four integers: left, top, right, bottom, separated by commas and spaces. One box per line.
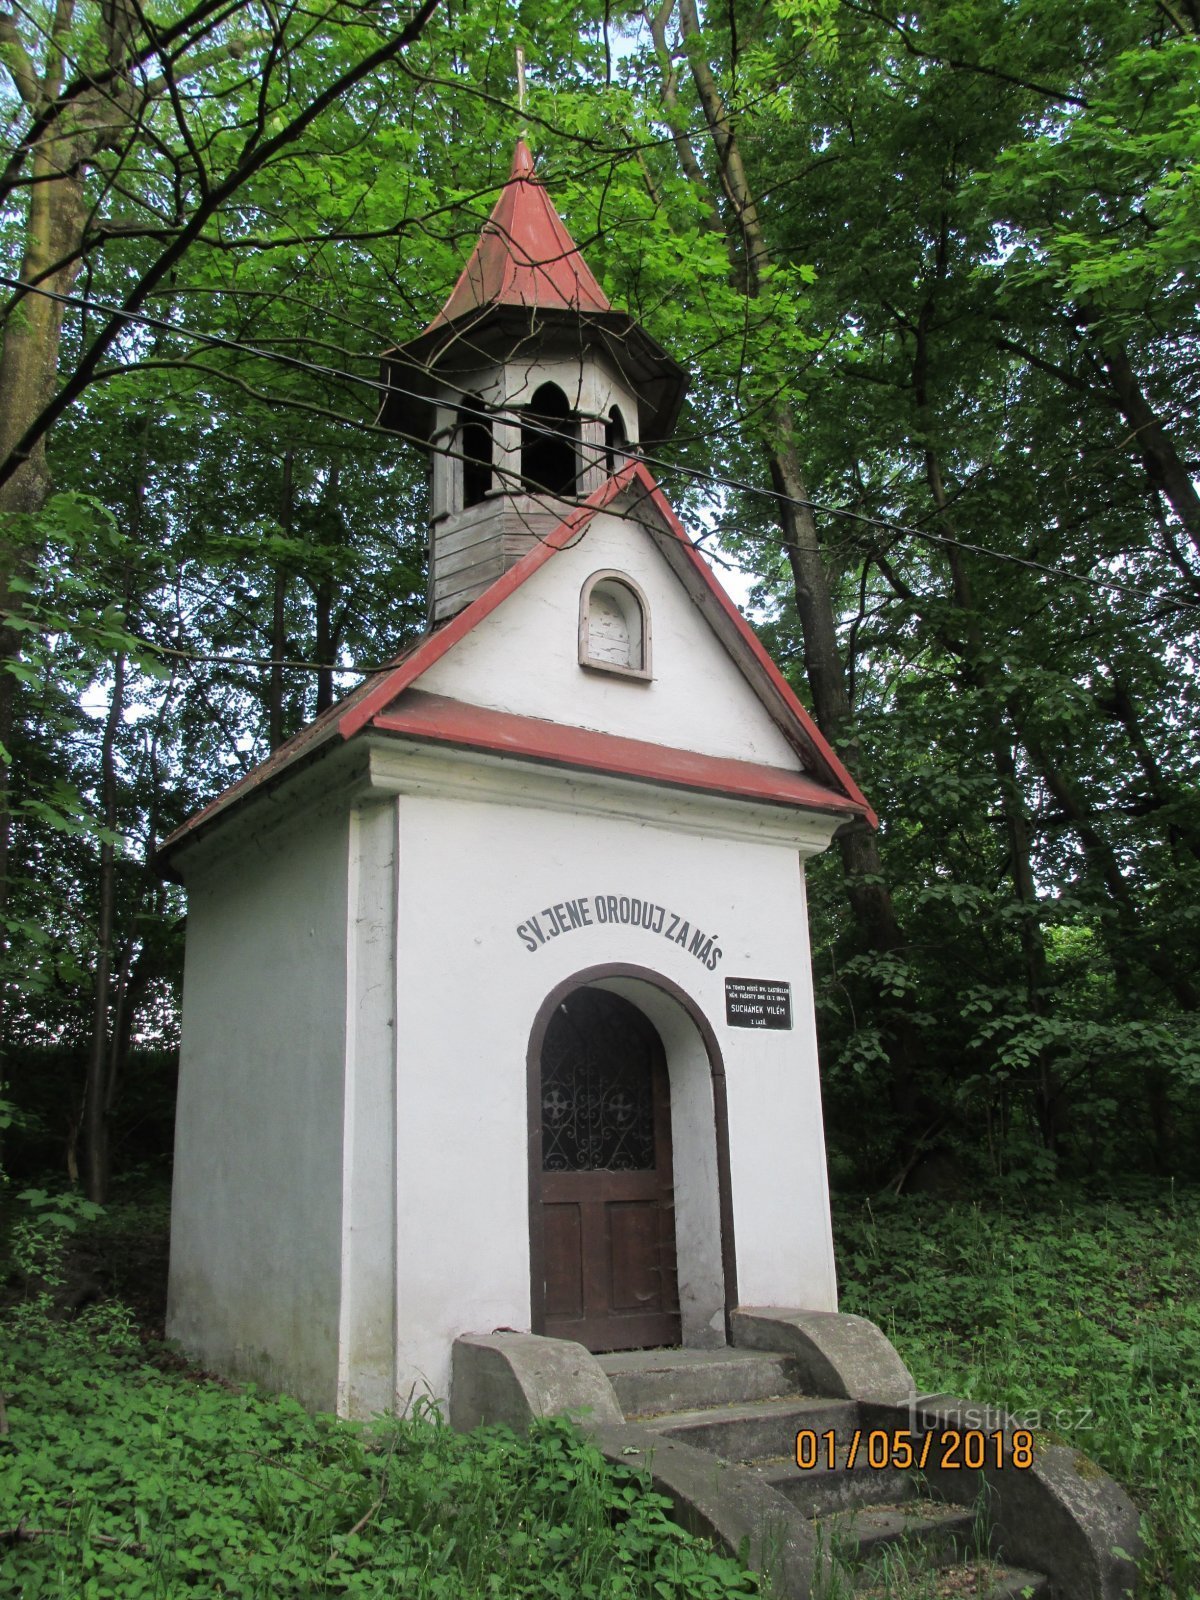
541, 989, 656, 1172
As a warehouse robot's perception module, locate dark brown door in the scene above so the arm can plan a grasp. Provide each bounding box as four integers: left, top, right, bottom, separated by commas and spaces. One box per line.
536, 987, 680, 1351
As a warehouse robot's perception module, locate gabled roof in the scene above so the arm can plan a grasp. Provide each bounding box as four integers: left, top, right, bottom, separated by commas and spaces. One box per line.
427, 139, 612, 327
158, 460, 876, 875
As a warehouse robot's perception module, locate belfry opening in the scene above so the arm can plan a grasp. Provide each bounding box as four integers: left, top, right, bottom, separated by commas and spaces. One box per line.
521, 381, 579, 496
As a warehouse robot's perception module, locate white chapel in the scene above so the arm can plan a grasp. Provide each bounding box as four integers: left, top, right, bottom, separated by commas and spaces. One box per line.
159, 140, 876, 1417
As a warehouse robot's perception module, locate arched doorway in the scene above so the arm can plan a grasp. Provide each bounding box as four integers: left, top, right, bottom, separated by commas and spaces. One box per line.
532, 986, 681, 1350
528, 967, 736, 1352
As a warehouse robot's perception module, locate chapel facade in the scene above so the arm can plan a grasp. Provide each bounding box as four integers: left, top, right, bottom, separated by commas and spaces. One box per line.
160, 142, 875, 1416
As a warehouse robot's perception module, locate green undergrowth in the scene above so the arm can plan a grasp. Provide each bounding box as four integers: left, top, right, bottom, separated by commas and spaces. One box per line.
832, 1182, 1200, 1599
0, 1307, 759, 1600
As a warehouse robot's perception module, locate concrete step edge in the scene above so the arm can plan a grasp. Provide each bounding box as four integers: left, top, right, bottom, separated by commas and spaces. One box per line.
602, 1350, 809, 1417
596, 1348, 797, 1375
816, 1499, 978, 1563
749, 1454, 918, 1515
588, 1418, 823, 1600
639, 1394, 859, 1430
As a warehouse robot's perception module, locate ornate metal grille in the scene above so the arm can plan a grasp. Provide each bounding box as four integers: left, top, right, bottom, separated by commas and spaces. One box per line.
541, 989, 659, 1172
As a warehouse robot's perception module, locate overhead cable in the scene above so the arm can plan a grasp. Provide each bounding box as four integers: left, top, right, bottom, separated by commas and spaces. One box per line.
2, 273, 1197, 623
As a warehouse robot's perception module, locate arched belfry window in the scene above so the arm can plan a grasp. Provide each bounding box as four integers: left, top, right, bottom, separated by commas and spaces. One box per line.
604, 405, 630, 476
522, 382, 579, 497
578, 570, 652, 680
458, 398, 492, 508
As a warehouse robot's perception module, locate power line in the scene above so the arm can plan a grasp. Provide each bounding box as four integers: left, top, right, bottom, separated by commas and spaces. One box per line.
132, 639, 393, 676
3, 273, 1198, 619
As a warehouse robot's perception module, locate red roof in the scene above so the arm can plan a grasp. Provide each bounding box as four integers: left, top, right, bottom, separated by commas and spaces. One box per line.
427, 140, 612, 329
372, 692, 868, 817
158, 459, 875, 871
377, 140, 687, 448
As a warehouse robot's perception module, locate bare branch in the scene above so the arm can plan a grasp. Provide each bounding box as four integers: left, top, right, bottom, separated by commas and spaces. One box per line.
0, 0, 444, 491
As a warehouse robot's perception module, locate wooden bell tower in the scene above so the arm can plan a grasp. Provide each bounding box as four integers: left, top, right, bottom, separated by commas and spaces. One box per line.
378, 141, 686, 623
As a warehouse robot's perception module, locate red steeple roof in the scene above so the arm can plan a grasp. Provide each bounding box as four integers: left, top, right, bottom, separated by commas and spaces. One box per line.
427, 140, 613, 328
378, 140, 686, 445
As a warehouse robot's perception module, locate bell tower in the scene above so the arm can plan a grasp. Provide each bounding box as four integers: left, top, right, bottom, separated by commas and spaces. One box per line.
379, 141, 687, 624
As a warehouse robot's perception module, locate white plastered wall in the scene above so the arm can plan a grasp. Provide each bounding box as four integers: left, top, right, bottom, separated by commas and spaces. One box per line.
337, 798, 399, 1417
416, 509, 801, 770
167, 796, 351, 1411
381, 765, 839, 1409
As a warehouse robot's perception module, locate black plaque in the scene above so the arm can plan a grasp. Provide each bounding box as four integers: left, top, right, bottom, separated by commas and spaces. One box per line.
725, 977, 792, 1030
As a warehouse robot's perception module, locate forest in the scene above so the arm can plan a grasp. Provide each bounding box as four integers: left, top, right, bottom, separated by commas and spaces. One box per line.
2, 0, 1198, 1198
0, 0, 1198, 1594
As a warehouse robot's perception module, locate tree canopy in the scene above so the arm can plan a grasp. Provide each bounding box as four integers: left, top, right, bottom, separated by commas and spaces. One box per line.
1, 0, 1197, 1196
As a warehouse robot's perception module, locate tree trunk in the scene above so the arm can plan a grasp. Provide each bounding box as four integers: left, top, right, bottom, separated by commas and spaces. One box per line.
104, 681, 178, 1140
912, 305, 1050, 996
675, 0, 899, 857
0, 85, 90, 518
765, 428, 906, 956
1097, 665, 1200, 865
1019, 727, 1198, 1012
672, 0, 923, 1147
83, 646, 125, 1203
315, 579, 335, 715
645, 0, 723, 232
0, 4, 115, 997
1095, 334, 1200, 557
0, 99, 91, 983
913, 308, 1058, 1144
268, 450, 294, 749
312, 460, 341, 716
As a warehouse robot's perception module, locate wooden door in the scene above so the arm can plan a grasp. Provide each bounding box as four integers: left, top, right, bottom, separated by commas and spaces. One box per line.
535, 987, 680, 1351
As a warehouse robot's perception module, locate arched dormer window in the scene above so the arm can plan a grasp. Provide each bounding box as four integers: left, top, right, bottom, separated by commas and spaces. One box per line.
458, 398, 492, 508
578, 571, 652, 680
604, 405, 630, 476
521, 382, 578, 496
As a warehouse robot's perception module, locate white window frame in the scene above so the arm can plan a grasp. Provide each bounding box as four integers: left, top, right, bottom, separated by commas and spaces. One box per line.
578, 569, 653, 680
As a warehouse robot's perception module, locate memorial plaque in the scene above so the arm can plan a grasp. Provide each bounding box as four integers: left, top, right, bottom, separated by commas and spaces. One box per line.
724, 978, 792, 1030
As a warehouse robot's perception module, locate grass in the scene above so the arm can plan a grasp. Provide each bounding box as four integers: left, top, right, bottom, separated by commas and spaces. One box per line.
0, 1301, 762, 1598
0, 1198, 761, 1599
831, 1181, 1200, 1599
4, 1177, 1198, 1597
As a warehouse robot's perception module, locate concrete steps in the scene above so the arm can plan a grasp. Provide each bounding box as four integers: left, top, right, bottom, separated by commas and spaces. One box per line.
600, 1346, 804, 1416
597, 1347, 1052, 1600
818, 1499, 977, 1563
854, 1563, 1051, 1600
643, 1394, 859, 1459
751, 1448, 919, 1516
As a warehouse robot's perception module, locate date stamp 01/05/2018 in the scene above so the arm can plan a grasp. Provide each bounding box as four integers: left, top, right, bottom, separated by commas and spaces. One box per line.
795, 1428, 1035, 1473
